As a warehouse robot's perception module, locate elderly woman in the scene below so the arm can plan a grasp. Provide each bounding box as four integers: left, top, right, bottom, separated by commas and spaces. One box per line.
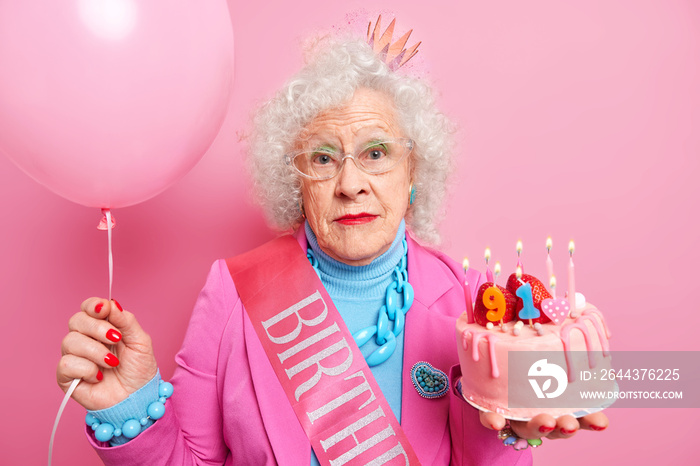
57, 30, 607, 465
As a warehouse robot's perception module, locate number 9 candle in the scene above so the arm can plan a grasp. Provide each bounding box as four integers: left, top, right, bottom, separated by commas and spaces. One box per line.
483, 286, 506, 324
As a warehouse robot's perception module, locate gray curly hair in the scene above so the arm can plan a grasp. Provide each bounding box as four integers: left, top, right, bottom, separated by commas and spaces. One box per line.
248, 38, 453, 243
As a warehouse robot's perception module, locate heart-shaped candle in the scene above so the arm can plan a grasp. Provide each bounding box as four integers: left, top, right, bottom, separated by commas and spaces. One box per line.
540, 298, 570, 325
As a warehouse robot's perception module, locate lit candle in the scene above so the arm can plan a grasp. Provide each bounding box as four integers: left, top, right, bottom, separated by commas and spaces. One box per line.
463, 257, 474, 323
550, 274, 557, 298
545, 236, 554, 291
516, 239, 523, 272
484, 247, 494, 282
567, 240, 576, 312
494, 261, 501, 286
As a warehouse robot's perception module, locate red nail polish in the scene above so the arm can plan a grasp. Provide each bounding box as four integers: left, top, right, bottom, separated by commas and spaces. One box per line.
96, 370, 103, 381
590, 425, 607, 431
106, 329, 122, 343
104, 353, 119, 367
539, 426, 555, 433
112, 299, 123, 312
94, 303, 103, 313
561, 428, 577, 434
491, 424, 498, 430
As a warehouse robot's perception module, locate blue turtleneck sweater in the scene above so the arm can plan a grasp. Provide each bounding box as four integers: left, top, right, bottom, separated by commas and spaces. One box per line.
306, 219, 406, 466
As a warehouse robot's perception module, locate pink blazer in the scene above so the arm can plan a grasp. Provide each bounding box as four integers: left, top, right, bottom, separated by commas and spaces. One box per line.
89, 230, 532, 465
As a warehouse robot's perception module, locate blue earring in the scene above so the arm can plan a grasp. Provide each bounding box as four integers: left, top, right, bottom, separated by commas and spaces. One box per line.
409, 183, 416, 205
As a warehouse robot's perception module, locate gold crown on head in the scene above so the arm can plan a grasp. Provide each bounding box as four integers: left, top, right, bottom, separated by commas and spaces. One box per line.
367, 15, 421, 71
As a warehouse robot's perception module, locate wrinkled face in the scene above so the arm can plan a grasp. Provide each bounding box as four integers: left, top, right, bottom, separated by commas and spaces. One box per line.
298, 88, 412, 266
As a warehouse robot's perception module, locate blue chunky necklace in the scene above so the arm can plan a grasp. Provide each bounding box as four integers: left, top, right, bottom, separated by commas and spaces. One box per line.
306, 238, 414, 367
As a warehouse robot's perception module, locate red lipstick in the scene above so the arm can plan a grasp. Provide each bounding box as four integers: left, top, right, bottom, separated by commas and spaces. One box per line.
335, 213, 377, 225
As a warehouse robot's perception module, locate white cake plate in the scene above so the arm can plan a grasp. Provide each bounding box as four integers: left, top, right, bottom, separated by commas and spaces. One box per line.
460, 380, 618, 422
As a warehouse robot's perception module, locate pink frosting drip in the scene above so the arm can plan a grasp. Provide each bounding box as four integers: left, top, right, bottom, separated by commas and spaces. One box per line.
576, 313, 610, 356
560, 309, 612, 382
462, 330, 500, 378
582, 308, 612, 339
560, 322, 593, 382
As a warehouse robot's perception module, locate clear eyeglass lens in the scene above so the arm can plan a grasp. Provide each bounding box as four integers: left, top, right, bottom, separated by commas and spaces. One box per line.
292, 140, 410, 179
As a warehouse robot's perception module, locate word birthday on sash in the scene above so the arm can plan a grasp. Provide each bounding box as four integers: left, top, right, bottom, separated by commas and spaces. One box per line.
260, 289, 414, 465
227, 235, 419, 465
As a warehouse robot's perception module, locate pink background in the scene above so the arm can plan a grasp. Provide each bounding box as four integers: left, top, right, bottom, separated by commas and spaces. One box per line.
1, 1, 698, 464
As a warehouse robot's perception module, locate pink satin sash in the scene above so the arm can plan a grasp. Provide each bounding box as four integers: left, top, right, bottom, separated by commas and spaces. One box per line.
226, 235, 419, 465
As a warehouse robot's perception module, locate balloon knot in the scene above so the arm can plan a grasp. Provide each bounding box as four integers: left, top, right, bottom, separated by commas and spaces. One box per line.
97, 209, 116, 230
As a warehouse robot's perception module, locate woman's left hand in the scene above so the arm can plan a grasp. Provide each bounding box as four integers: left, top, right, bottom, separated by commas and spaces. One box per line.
479, 410, 608, 440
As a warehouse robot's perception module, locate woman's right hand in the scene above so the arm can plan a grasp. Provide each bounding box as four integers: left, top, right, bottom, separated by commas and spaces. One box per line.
56, 298, 158, 411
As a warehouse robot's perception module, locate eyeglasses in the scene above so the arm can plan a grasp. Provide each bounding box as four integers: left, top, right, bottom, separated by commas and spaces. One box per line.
284, 138, 414, 181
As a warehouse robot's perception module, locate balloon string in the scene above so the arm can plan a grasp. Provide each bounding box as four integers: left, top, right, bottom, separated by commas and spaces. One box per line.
48, 209, 114, 465
48, 378, 80, 466
105, 209, 113, 301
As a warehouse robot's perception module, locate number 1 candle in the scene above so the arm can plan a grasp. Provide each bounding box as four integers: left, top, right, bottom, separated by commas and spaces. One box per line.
515, 266, 539, 328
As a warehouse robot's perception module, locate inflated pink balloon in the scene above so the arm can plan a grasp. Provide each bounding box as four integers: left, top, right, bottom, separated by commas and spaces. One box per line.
0, 0, 234, 208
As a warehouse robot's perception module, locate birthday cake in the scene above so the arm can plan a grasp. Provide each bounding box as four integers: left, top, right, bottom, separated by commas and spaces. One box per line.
456, 256, 613, 420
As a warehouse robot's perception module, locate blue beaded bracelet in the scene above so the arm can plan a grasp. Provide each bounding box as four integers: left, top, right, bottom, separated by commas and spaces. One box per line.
86, 381, 174, 442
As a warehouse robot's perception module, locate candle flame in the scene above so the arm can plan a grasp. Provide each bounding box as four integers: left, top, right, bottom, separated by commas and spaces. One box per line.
516, 239, 523, 256
462, 257, 469, 271
484, 247, 491, 263
569, 240, 575, 256
546, 236, 552, 253
494, 262, 501, 277
550, 275, 556, 289
515, 265, 523, 280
